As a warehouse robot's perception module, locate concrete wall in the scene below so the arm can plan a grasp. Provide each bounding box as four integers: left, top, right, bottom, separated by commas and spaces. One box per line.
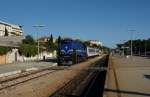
0, 49, 57, 64
17, 50, 57, 62
7, 49, 18, 63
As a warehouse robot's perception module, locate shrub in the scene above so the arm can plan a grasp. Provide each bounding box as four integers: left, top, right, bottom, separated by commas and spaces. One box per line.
19, 44, 37, 57
0, 46, 11, 55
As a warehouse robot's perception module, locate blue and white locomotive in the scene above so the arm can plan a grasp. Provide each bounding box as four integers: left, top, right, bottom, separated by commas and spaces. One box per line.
58, 38, 99, 65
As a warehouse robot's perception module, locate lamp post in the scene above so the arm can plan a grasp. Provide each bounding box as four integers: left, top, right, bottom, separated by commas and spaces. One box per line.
33, 25, 45, 61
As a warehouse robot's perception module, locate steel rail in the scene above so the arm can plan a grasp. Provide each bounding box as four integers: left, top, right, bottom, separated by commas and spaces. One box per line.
0, 66, 68, 91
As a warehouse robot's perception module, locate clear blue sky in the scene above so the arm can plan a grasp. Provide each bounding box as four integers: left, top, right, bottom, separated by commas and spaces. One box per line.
0, 0, 150, 48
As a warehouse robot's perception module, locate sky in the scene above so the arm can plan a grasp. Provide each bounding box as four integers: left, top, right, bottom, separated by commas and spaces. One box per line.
0, 0, 150, 48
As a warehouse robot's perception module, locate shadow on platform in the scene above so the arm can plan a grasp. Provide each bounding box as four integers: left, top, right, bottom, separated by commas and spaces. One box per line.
41, 58, 57, 63
144, 74, 150, 80
105, 88, 150, 96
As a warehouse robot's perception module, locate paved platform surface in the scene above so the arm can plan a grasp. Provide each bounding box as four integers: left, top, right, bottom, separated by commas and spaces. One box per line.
0, 61, 57, 75
103, 55, 150, 97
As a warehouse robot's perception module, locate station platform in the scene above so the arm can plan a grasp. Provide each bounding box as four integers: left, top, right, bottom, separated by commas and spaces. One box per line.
103, 55, 150, 97
0, 61, 57, 77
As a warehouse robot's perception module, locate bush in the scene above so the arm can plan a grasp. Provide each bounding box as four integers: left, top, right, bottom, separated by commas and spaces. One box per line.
0, 46, 11, 55
19, 44, 37, 57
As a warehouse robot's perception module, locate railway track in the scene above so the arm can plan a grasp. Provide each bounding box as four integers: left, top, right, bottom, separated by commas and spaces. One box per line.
107, 56, 121, 97
49, 55, 109, 97
0, 61, 101, 92
81, 55, 109, 97
0, 56, 108, 97
49, 68, 96, 97
0, 66, 68, 91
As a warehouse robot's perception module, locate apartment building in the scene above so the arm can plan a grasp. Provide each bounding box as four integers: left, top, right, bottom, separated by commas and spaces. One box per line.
0, 21, 23, 36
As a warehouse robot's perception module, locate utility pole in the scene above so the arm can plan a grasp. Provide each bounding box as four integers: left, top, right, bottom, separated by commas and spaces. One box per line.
145, 40, 147, 56
129, 30, 135, 57
33, 25, 45, 61
120, 40, 126, 56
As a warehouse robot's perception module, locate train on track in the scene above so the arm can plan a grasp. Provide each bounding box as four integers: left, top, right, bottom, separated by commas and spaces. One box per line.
57, 38, 100, 65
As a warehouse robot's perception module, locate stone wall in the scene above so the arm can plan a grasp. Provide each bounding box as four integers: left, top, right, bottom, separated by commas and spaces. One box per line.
0, 49, 57, 64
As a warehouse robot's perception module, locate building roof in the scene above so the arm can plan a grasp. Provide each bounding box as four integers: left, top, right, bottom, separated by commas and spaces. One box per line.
0, 20, 21, 27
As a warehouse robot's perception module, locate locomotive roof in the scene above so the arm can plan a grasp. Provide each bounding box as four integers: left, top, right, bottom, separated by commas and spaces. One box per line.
61, 38, 83, 43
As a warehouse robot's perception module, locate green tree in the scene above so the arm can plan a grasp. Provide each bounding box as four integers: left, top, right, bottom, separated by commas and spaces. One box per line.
57, 36, 61, 44
45, 34, 58, 52
50, 34, 53, 43
19, 44, 37, 57
4, 28, 9, 36
101, 46, 110, 54
57, 36, 61, 58
147, 38, 150, 51
22, 35, 35, 44
19, 35, 37, 57
84, 41, 91, 47
117, 39, 150, 55
46, 39, 57, 52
